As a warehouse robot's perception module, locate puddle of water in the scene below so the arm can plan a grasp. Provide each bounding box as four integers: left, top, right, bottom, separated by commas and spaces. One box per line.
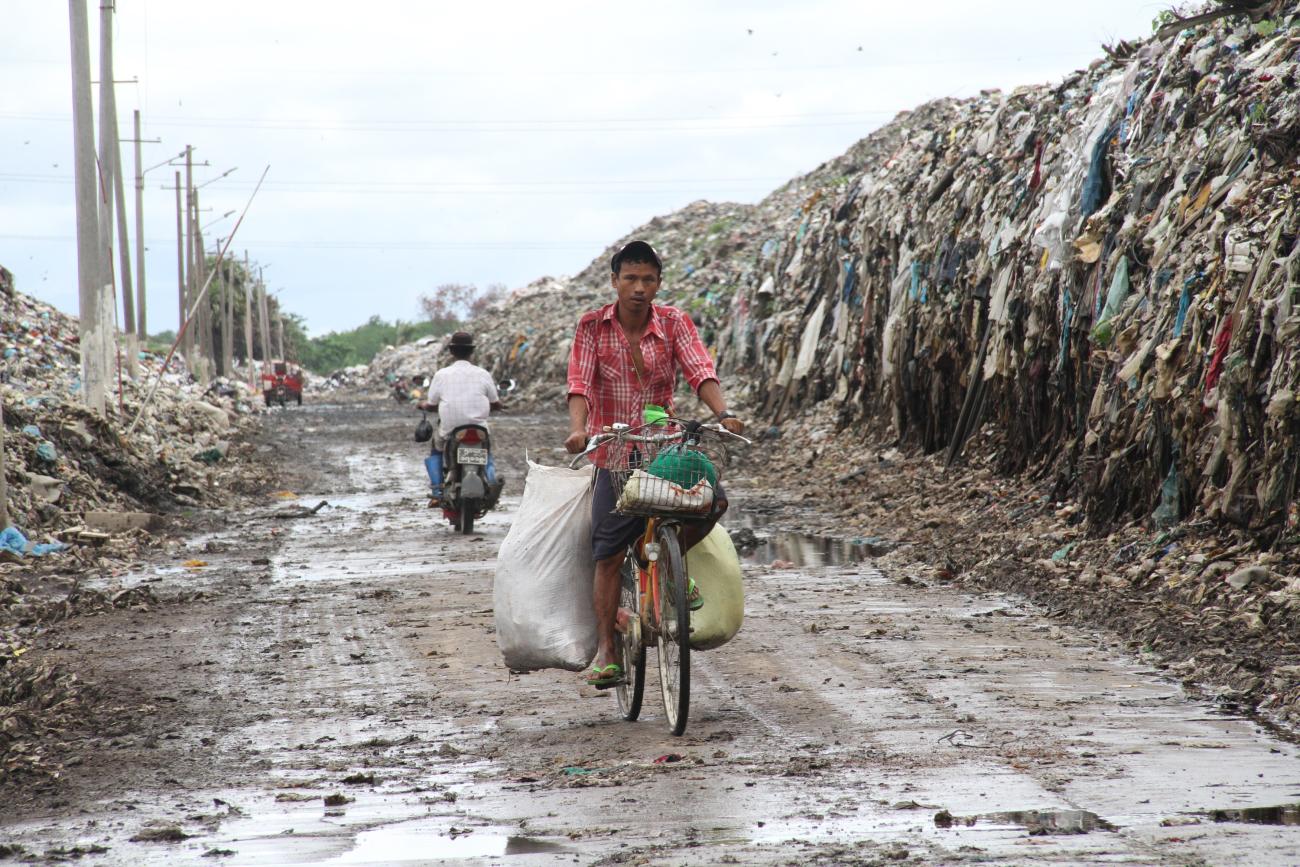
728, 513, 886, 567
1206, 803, 1300, 826
939, 808, 1117, 835
332, 827, 567, 863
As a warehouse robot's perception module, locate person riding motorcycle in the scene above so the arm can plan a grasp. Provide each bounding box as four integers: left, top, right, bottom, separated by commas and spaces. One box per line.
418, 331, 502, 500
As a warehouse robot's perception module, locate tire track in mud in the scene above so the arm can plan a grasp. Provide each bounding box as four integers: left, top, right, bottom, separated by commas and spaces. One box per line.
3, 399, 1298, 866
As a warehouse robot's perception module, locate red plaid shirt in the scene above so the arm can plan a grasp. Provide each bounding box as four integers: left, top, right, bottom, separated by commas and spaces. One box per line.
567, 302, 718, 438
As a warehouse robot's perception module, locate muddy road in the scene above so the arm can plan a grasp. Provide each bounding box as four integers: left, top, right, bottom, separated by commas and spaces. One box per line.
4, 396, 1299, 865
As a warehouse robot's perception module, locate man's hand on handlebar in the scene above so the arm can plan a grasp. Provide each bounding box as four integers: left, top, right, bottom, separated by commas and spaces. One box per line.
720, 416, 745, 436
564, 430, 588, 454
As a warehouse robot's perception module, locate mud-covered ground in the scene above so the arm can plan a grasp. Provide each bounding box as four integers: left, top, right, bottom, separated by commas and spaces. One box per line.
2, 396, 1298, 866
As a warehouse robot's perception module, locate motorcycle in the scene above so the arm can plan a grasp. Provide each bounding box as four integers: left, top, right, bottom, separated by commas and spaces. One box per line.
432, 423, 504, 534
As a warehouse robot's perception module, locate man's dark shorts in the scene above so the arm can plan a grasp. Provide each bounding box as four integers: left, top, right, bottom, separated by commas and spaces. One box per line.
590, 469, 726, 561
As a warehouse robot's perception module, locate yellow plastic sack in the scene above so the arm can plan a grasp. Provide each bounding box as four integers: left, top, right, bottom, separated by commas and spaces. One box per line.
685, 525, 744, 650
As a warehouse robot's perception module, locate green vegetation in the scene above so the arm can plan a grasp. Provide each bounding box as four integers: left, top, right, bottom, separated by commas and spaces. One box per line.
292, 316, 452, 373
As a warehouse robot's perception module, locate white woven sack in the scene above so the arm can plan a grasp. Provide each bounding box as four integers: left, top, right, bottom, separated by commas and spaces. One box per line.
615, 469, 713, 514
494, 461, 597, 672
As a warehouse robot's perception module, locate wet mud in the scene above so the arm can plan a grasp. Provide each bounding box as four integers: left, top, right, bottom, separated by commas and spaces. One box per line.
2, 396, 1299, 865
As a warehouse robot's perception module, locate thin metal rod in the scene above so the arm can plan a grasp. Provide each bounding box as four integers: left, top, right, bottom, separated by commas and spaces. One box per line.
127, 166, 271, 435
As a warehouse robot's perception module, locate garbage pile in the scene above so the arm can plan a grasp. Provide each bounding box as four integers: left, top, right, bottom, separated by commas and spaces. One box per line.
439, 3, 1300, 724
2, 273, 265, 783
716, 7, 1300, 538
750, 399, 1300, 727
368, 332, 453, 385
376, 195, 861, 404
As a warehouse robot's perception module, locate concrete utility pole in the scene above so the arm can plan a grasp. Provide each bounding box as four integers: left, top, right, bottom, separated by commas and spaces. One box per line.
192, 196, 212, 384
112, 105, 137, 377
220, 241, 234, 377
257, 267, 272, 369
174, 168, 187, 365
243, 250, 255, 388
184, 148, 197, 371
275, 302, 285, 361
96, 0, 120, 387
132, 110, 147, 340
69, 0, 108, 414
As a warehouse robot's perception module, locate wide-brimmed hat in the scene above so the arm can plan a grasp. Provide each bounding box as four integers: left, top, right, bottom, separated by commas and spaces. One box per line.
448, 331, 474, 350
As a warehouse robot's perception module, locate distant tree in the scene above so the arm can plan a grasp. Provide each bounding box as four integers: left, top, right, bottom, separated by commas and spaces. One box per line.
418, 283, 475, 327
418, 282, 508, 326
469, 283, 507, 318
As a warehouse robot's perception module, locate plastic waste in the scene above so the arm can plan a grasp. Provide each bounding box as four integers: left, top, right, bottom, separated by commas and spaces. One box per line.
494, 461, 597, 671
648, 444, 718, 489
642, 403, 669, 426
685, 525, 744, 650
0, 525, 67, 557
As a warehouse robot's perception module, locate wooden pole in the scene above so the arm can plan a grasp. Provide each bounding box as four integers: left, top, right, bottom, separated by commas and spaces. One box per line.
69, 0, 107, 414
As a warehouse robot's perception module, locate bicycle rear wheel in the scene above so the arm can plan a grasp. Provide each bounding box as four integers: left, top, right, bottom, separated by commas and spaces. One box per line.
615, 558, 646, 721
654, 524, 690, 735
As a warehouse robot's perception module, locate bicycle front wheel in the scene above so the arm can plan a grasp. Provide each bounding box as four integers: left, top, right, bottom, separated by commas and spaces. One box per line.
615, 558, 646, 721
654, 524, 690, 735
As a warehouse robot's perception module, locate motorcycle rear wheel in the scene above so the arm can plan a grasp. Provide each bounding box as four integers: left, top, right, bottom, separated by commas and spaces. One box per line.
458, 501, 476, 534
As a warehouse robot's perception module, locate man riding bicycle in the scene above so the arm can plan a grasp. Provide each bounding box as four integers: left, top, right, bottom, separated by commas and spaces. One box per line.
564, 240, 745, 689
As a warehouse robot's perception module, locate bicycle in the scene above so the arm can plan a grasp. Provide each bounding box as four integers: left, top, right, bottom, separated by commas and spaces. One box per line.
571, 417, 750, 735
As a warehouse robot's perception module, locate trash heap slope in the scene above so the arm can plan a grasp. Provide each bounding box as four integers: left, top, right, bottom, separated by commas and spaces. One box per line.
715, 9, 1300, 535
2, 284, 262, 534
370, 139, 874, 403
2, 275, 267, 786
395, 4, 1299, 542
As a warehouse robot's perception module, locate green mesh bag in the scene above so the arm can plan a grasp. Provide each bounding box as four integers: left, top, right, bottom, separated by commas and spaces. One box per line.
647, 444, 718, 489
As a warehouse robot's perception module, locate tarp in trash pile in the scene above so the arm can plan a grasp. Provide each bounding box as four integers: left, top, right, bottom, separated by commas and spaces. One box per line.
704, 8, 1300, 531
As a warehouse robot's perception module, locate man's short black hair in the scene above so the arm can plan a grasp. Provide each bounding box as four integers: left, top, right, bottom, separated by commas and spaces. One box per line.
449, 344, 473, 360
611, 240, 662, 276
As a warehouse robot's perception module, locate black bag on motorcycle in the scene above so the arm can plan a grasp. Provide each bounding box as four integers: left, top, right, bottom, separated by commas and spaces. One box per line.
414, 413, 434, 443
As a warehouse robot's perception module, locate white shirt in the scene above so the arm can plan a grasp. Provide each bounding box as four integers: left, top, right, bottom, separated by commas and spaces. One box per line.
427, 359, 499, 439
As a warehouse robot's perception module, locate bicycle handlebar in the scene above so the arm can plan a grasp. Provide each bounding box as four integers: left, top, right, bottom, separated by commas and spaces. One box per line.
567, 417, 751, 468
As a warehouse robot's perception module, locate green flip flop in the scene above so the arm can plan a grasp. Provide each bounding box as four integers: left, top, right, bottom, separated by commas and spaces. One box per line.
586, 663, 624, 689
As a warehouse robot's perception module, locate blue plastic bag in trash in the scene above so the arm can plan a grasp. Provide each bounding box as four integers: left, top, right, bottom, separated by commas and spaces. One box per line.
0, 525, 67, 557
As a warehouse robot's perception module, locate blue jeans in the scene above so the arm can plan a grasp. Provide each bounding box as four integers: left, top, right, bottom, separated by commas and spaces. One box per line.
425, 452, 496, 492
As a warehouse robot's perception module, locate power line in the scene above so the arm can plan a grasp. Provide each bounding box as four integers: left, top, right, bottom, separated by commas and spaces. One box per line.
0, 173, 780, 197
1, 171, 783, 187
0, 110, 895, 134
0, 233, 606, 250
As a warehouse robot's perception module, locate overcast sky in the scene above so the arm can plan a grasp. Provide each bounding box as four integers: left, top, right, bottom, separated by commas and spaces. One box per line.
2, 1, 1165, 336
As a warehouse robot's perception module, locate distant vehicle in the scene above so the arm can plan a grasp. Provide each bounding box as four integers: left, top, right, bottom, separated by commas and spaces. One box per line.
262, 361, 303, 407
